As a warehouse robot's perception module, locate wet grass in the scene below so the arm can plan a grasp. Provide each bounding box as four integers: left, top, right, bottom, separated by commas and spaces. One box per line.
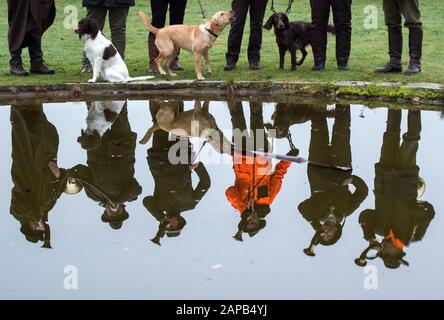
0, 0, 443, 90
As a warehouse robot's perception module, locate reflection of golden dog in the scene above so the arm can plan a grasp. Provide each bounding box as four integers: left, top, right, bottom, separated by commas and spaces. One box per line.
139, 100, 232, 155
138, 10, 234, 80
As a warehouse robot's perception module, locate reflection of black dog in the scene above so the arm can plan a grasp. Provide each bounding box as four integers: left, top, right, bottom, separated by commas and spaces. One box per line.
264, 13, 335, 70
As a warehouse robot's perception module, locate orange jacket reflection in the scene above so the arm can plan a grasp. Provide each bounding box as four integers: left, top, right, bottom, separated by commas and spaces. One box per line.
226, 153, 292, 214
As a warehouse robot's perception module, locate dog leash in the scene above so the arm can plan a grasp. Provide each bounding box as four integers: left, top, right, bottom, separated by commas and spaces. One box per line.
198, 0, 207, 21
271, 0, 295, 14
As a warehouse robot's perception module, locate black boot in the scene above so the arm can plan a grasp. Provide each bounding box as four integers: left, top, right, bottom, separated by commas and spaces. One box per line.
10, 63, 29, 76
375, 27, 403, 73
30, 61, 55, 75
312, 61, 325, 71
405, 27, 423, 75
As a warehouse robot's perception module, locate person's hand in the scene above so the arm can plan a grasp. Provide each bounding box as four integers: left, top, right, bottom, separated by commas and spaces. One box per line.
48, 161, 61, 178
286, 148, 299, 157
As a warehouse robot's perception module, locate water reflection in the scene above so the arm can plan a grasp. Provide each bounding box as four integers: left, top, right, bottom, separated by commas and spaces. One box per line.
10, 103, 67, 248
356, 110, 435, 269
298, 105, 369, 256
144, 101, 211, 245
5, 99, 439, 274
227, 101, 295, 241
72, 100, 141, 230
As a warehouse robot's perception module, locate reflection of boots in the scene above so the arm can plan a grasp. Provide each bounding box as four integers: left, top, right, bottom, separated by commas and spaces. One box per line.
375, 27, 403, 73
148, 33, 159, 73
405, 28, 423, 75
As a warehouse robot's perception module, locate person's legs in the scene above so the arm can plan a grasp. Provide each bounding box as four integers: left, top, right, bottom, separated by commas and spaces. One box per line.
309, 113, 330, 164
225, 0, 250, 70
247, 0, 268, 69
331, 105, 352, 167
250, 102, 269, 152
375, 0, 403, 73
28, 36, 54, 75
108, 7, 129, 59
401, 0, 423, 75
228, 100, 249, 151
81, 7, 108, 72
169, 0, 188, 70
399, 110, 421, 168
380, 109, 402, 168
332, 0, 352, 69
10, 48, 29, 76
148, 0, 168, 73
310, 0, 331, 70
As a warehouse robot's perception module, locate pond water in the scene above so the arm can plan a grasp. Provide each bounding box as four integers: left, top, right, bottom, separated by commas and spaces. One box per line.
0, 98, 443, 300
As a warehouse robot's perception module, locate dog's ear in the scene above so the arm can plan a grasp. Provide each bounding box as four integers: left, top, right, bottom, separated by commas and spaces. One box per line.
86, 18, 99, 40
263, 15, 274, 30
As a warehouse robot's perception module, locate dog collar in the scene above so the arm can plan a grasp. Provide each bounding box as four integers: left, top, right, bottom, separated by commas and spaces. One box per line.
205, 28, 219, 38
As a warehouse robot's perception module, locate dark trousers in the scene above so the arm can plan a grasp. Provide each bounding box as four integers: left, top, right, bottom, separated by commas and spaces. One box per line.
383, 0, 422, 29
309, 105, 351, 167
148, 0, 187, 64
310, 0, 352, 65
150, 0, 187, 28
226, 0, 268, 64
380, 110, 421, 169
10, 36, 43, 65
82, 6, 129, 64
228, 101, 269, 152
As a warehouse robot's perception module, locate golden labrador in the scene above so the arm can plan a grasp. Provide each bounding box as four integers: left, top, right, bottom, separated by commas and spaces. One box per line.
139, 100, 232, 155
138, 10, 235, 80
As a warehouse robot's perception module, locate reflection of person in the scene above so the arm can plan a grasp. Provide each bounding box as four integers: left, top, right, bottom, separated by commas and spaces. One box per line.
147, 0, 188, 73
143, 101, 211, 245
7, 0, 56, 76
227, 101, 294, 241
10, 104, 77, 248
300, 105, 368, 256
73, 102, 142, 230
225, 0, 269, 71
356, 110, 435, 269
80, 0, 135, 73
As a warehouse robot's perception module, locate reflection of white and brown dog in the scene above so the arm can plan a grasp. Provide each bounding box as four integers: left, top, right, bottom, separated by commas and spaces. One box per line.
140, 100, 232, 155
138, 10, 235, 80
75, 18, 154, 83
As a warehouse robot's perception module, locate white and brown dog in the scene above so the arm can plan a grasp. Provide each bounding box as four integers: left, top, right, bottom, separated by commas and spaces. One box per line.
76, 18, 154, 83
138, 11, 235, 80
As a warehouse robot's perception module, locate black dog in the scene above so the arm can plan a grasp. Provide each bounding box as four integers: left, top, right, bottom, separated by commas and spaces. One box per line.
264, 13, 335, 70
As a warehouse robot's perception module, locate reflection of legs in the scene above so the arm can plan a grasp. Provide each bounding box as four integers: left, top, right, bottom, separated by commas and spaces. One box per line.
309, 113, 330, 164
398, 110, 421, 169
380, 109, 401, 167
228, 100, 248, 150
250, 102, 268, 152
331, 105, 351, 167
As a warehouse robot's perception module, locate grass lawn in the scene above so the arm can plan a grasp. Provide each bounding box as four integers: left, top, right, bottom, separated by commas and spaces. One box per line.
0, 0, 443, 87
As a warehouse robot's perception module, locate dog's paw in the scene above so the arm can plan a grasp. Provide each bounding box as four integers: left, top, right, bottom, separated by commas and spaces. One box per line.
88, 78, 97, 83
197, 76, 205, 81
169, 73, 177, 77
207, 69, 213, 75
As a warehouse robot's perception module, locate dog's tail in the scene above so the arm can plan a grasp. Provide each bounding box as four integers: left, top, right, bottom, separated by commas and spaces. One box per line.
127, 76, 155, 82
327, 24, 336, 36
138, 11, 159, 35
